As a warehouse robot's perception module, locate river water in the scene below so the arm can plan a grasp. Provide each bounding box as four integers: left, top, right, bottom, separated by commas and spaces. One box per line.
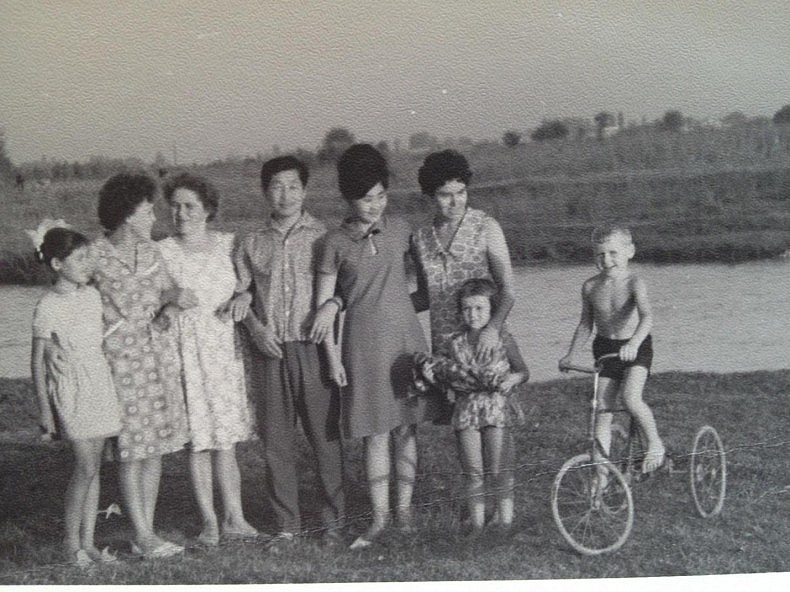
1, 261, 787, 382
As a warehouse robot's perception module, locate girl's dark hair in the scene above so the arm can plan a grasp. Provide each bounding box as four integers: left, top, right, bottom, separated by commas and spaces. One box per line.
260, 155, 309, 192
97, 172, 157, 232
163, 172, 220, 222
336, 144, 389, 201
38, 227, 90, 267
418, 149, 473, 197
456, 277, 499, 313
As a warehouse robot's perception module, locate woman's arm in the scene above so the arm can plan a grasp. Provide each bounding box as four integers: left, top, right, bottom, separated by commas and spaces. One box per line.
309, 271, 342, 344
485, 217, 515, 329
409, 236, 430, 313
314, 271, 347, 386
477, 217, 515, 358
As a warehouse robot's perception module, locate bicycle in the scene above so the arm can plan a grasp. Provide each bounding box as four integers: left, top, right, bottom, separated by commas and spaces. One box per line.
550, 353, 727, 555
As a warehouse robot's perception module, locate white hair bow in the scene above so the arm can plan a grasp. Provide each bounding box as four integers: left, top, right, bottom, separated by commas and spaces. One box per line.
24, 218, 72, 253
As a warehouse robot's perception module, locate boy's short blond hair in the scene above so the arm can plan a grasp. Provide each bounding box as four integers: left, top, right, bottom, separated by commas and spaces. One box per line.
591, 226, 633, 245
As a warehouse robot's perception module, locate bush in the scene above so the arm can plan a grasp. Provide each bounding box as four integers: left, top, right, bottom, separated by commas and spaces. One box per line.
530, 120, 568, 142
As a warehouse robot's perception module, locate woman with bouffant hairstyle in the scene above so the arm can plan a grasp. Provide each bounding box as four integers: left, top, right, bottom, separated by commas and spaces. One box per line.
314, 144, 440, 549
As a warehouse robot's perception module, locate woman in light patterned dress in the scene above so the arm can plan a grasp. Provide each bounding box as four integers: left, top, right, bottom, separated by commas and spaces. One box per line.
91, 173, 191, 558
411, 150, 517, 422
159, 173, 258, 546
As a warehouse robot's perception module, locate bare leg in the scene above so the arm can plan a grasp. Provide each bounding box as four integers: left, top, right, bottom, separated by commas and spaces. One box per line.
216, 447, 256, 534
594, 377, 619, 459
80, 439, 106, 558
483, 427, 514, 527
119, 459, 165, 552
189, 450, 219, 540
140, 456, 162, 532
64, 439, 101, 558
361, 432, 391, 540
621, 366, 665, 472
456, 428, 485, 530
392, 424, 417, 528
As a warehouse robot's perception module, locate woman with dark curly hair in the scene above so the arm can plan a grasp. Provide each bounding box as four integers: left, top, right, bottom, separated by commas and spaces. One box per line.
315, 144, 440, 549
91, 172, 193, 558
159, 172, 258, 546
412, 149, 516, 360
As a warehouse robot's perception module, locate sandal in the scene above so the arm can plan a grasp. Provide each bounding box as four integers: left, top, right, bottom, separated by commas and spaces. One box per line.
70, 549, 94, 568
221, 524, 260, 542
144, 541, 184, 559
196, 530, 220, 547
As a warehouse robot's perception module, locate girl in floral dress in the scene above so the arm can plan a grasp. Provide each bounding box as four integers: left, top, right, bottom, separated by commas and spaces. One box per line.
414, 278, 528, 535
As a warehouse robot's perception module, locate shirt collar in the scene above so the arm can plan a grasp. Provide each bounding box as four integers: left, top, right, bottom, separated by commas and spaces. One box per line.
341, 216, 387, 242
265, 210, 323, 235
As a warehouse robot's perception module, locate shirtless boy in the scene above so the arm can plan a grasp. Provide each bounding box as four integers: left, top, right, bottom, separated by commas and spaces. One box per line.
559, 226, 665, 473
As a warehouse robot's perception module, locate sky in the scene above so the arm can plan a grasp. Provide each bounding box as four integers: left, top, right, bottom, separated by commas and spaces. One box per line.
1, 0, 789, 164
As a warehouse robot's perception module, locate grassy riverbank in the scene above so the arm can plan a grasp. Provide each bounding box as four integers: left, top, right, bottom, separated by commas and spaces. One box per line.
1, 369, 788, 583
2, 136, 789, 283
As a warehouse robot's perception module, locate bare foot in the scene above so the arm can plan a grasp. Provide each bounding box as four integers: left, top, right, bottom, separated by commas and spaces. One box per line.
221, 520, 259, 540
642, 444, 666, 473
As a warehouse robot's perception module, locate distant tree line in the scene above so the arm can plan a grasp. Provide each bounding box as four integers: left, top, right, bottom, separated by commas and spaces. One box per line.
3, 104, 790, 181
499, 104, 790, 147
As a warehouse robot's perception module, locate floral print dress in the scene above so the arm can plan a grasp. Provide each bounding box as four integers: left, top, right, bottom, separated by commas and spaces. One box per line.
415, 330, 526, 430
91, 237, 188, 461
159, 233, 255, 451
412, 208, 494, 356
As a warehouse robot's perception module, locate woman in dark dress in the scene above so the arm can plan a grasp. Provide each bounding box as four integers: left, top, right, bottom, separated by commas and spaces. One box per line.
315, 144, 439, 548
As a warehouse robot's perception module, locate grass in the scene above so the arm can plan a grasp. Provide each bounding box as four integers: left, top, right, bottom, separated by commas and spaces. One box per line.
1, 369, 788, 583
3, 127, 790, 283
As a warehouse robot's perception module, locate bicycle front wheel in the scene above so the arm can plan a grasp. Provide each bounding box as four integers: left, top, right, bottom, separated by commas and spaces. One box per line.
551, 453, 634, 555
690, 425, 726, 517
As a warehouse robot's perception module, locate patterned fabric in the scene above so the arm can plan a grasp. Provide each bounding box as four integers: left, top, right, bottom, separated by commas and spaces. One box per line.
91, 237, 188, 461
159, 233, 255, 451
412, 208, 493, 355
234, 211, 326, 342
32, 286, 121, 440
414, 331, 525, 430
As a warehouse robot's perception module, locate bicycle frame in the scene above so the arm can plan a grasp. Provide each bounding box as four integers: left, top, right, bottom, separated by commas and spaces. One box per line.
562, 353, 623, 463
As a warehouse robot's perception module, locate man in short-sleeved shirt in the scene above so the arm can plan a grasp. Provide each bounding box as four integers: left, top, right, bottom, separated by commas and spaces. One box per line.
234, 156, 344, 544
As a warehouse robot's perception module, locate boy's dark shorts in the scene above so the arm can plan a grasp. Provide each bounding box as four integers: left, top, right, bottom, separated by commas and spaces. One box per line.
592, 334, 653, 380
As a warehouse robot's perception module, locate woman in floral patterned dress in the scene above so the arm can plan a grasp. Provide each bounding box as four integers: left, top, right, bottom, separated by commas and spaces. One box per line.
91, 173, 190, 558
159, 173, 258, 545
411, 150, 517, 425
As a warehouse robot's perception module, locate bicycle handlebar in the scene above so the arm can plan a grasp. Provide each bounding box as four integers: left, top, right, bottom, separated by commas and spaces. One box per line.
559, 353, 620, 375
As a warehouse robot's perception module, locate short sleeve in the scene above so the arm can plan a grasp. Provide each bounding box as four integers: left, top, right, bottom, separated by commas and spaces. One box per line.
233, 233, 254, 291
317, 231, 341, 275
502, 332, 527, 373
32, 297, 54, 340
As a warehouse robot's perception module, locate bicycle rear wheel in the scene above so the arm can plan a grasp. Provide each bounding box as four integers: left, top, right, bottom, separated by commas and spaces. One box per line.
690, 425, 726, 517
551, 453, 634, 555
